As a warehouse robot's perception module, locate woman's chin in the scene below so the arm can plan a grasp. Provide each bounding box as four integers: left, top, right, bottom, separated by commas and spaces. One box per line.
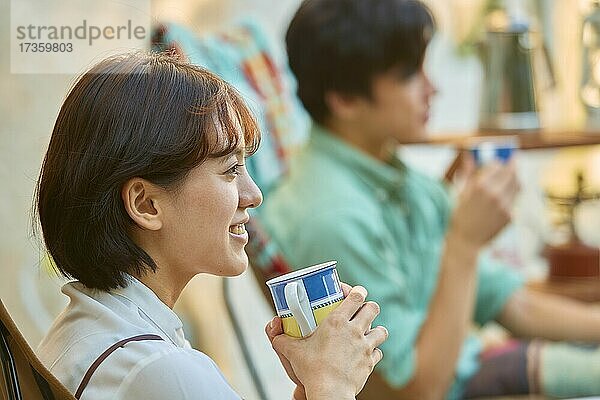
223, 257, 249, 277
227, 266, 247, 277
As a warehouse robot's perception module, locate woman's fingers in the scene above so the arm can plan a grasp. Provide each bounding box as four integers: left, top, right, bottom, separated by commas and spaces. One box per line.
351, 301, 381, 330
265, 317, 284, 343
341, 282, 353, 297
366, 325, 388, 349
271, 331, 299, 360
365, 326, 388, 371
372, 347, 384, 367
333, 286, 368, 320
269, 333, 304, 388
269, 283, 389, 398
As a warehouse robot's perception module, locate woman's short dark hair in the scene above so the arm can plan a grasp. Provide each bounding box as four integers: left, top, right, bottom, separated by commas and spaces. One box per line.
286, 0, 435, 123
34, 51, 260, 291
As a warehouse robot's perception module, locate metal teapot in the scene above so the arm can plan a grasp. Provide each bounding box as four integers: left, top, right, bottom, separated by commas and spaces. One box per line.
478, 3, 555, 131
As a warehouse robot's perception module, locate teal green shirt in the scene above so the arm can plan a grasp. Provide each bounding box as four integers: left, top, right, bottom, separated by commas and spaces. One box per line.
260, 124, 525, 399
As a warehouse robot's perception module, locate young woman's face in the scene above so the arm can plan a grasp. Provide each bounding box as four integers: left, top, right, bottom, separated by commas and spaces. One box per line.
159, 138, 262, 279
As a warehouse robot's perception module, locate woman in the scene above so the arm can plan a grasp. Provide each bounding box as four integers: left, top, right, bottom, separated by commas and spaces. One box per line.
34, 52, 388, 400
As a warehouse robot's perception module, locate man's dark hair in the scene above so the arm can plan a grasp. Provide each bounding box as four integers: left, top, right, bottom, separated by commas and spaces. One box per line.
34, 52, 260, 290
286, 0, 435, 123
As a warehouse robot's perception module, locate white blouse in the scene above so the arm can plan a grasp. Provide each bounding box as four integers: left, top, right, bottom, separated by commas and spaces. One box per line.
37, 276, 241, 400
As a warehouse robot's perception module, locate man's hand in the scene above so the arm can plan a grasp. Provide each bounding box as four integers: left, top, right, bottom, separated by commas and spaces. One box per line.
449, 158, 520, 251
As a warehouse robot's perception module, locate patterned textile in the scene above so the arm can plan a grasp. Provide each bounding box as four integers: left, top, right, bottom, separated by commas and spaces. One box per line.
462, 340, 533, 398
245, 218, 291, 281
464, 338, 600, 399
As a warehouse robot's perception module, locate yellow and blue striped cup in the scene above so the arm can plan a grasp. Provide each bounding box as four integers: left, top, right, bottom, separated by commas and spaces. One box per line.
266, 261, 344, 338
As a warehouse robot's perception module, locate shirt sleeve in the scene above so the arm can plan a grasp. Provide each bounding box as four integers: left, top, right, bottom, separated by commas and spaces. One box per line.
473, 252, 525, 326
117, 348, 242, 400
291, 206, 427, 389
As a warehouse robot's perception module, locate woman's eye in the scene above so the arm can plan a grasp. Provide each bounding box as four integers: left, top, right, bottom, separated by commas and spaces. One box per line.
225, 164, 245, 176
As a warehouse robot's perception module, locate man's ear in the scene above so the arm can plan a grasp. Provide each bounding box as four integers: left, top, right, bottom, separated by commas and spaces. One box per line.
121, 178, 164, 231
324, 90, 363, 121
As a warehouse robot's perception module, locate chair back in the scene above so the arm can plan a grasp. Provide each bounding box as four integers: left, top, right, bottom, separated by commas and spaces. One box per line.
244, 218, 292, 311
0, 300, 75, 400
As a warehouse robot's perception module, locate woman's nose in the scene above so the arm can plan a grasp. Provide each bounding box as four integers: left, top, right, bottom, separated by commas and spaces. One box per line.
239, 173, 263, 209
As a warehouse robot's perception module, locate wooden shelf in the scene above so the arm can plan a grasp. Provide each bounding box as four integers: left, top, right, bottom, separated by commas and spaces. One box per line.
423, 129, 600, 150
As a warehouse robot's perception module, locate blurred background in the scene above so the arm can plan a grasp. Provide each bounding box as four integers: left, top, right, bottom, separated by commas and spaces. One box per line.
2, 0, 600, 399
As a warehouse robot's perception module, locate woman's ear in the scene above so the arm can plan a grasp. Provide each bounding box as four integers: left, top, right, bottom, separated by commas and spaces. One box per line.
121, 178, 164, 231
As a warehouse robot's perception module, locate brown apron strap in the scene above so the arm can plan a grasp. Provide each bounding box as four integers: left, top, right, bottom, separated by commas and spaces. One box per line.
74, 334, 164, 399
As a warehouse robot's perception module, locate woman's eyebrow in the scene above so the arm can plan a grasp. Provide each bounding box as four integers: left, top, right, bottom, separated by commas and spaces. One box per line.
219, 148, 245, 164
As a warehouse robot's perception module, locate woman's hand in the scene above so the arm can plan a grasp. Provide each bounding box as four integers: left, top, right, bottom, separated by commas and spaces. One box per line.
265, 284, 388, 400
265, 316, 305, 400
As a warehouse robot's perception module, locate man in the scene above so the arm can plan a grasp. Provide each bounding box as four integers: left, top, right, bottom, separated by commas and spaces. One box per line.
262, 0, 600, 398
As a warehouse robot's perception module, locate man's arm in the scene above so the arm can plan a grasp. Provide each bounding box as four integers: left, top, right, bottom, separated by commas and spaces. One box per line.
497, 287, 600, 342
363, 162, 520, 400
398, 233, 480, 400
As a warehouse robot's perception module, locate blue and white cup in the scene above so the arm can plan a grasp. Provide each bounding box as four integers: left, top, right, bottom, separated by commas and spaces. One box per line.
467, 135, 519, 167
266, 261, 344, 338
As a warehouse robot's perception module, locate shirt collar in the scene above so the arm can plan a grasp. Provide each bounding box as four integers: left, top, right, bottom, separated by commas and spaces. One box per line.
111, 276, 186, 347
309, 123, 407, 194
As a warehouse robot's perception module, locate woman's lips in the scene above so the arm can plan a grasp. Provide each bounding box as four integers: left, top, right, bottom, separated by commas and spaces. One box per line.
229, 223, 246, 235
229, 223, 249, 243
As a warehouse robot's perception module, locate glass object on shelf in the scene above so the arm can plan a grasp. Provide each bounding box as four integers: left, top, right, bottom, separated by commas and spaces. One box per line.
478, 0, 555, 131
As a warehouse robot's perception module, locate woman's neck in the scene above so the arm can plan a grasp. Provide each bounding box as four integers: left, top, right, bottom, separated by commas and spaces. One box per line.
134, 268, 190, 309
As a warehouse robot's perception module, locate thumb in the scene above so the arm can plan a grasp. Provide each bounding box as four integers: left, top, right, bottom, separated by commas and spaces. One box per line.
265, 317, 284, 343
271, 332, 299, 359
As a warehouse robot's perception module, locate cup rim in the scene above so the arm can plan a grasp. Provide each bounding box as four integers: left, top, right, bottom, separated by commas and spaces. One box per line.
464, 135, 520, 150
266, 260, 337, 286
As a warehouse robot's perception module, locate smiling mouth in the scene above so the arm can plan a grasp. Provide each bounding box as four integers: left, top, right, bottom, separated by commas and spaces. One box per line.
229, 224, 246, 235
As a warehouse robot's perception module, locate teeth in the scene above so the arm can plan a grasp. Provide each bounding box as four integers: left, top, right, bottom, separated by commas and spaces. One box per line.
229, 224, 246, 235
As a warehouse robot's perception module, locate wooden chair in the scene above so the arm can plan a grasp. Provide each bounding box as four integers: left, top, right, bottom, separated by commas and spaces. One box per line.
0, 299, 75, 400
244, 218, 292, 313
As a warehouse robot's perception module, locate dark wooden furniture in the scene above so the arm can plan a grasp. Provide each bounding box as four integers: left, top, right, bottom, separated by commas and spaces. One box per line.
0, 299, 76, 400
423, 129, 600, 150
